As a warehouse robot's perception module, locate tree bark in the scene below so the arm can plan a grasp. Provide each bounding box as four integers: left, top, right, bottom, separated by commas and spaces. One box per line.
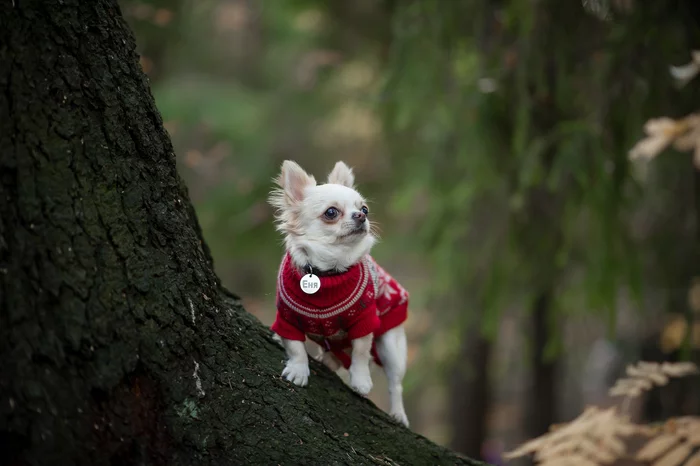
0, 1, 480, 465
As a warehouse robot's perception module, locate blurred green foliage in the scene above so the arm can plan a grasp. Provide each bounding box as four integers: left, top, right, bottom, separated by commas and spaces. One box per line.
127, 0, 356, 295
381, 0, 700, 365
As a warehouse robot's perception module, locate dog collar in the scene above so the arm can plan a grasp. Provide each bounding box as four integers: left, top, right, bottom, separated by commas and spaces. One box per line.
302, 263, 344, 277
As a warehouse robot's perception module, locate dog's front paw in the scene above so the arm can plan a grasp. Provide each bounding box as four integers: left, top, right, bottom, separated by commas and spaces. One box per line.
282, 362, 310, 387
390, 409, 409, 428
348, 364, 373, 395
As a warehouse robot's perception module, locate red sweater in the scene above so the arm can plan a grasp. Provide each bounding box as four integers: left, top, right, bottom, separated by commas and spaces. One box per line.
271, 253, 409, 368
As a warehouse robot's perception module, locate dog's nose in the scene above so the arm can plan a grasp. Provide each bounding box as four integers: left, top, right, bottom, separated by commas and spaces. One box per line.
352, 211, 366, 223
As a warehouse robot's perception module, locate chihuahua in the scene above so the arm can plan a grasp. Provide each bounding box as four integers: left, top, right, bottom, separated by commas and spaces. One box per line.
268, 160, 410, 427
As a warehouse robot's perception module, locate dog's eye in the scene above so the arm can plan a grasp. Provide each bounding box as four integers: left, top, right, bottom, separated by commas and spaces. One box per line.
361, 206, 369, 215
324, 207, 339, 219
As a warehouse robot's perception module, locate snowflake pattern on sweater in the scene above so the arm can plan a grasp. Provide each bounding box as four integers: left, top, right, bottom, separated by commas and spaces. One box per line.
271, 253, 409, 368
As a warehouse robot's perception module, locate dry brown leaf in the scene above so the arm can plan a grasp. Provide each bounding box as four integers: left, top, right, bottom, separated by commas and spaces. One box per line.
686, 431, 700, 446
661, 362, 699, 377
653, 442, 692, 466
505, 406, 642, 464
506, 361, 699, 466
671, 417, 700, 445
610, 361, 699, 399
645, 118, 691, 139
672, 127, 700, 151
598, 434, 627, 456
534, 438, 578, 461
610, 385, 641, 397
633, 424, 658, 437
685, 451, 700, 466
676, 116, 700, 167
629, 114, 700, 164
578, 437, 617, 463
636, 434, 681, 461
539, 455, 597, 466
610, 377, 654, 396
651, 372, 669, 385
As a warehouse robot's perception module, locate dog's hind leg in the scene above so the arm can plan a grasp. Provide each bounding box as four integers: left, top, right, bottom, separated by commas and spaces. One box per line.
375, 325, 409, 427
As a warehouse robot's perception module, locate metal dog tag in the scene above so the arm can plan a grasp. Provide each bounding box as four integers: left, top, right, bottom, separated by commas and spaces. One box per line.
300, 274, 321, 294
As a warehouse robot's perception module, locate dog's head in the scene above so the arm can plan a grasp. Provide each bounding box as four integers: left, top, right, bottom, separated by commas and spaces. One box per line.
269, 160, 376, 272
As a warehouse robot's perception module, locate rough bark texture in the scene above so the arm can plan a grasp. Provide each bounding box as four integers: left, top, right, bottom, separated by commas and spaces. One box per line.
0, 1, 482, 465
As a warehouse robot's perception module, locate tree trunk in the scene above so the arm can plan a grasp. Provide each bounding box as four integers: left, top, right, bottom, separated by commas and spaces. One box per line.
525, 291, 557, 440
0, 1, 479, 465
448, 331, 492, 460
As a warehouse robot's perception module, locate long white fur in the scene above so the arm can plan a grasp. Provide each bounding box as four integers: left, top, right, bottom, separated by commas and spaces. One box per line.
270, 160, 410, 427
375, 325, 409, 426
280, 339, 309, 386
348, 333, 374, 395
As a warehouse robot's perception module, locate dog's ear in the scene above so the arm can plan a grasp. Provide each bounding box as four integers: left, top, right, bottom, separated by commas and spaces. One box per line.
327, 161, 355, 188
271, 160, 316, 208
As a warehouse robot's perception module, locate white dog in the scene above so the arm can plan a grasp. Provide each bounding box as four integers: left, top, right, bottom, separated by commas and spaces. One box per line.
268, 160, 410, 427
